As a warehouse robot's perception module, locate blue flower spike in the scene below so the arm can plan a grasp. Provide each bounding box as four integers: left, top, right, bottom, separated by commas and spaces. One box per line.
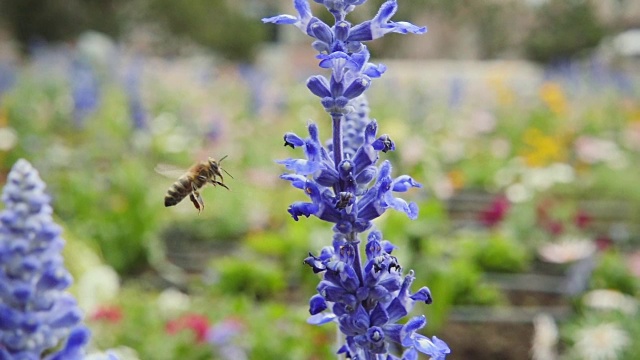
266, 0, 448, 358
0, 159, 91, 360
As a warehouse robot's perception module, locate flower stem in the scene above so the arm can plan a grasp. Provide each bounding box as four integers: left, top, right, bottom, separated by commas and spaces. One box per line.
332, 113, 344, 173
348, 231, 364, 286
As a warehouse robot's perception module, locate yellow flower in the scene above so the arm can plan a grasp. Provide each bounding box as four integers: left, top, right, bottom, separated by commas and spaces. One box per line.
488, 74, 514, 106
447, 169, 465, 190
539, 82, 567, 116
521, 128, 565, 167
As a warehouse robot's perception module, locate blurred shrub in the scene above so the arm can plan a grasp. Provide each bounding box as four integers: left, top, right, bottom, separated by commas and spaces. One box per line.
53, 158, 160, 275
161, 213, 247, 247
2, 75, 163, 275
471, 233, 532, 273
0, 0, 265, 61
213, 256, 287, 301
160, 216, 247, 273
245, 222, 325, 292
524, 0, 607, 63
145, 0, 265, 61
0, 0, 125, 50
415, 235, 505, 330
590, 250, 639, 296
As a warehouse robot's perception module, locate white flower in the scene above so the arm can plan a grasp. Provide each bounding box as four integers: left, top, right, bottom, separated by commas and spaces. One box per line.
157, 287, 191, 319
538, 237, 596, 264
77, 265, 120, 314
572, 322, 630, 360
575, 136, 627, 168
0, 127, 17, 151
583, 289, 638, 315
506, 183, 531, 203
531, 313, 558, 360
470, 110, 496, 134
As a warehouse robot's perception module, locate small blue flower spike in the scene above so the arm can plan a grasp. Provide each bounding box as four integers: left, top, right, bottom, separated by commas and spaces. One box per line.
265, 1, 448, 358
0, 159, 90, 360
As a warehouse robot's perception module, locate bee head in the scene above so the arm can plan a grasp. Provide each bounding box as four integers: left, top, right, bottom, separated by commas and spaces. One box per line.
207, 157, 220, 170
208, 155, 233, 179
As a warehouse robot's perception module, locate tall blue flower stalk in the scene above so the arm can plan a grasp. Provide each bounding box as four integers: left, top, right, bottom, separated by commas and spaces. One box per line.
0, 159, 90, 359
70, 57, 100, 127
264, 1, 450, 359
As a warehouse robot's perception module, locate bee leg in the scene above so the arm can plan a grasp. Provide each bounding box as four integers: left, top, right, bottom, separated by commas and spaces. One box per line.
189, 193, 202, 213
211, 180, 230, 190
194, 190, 204, 213
189, 182, 205, 213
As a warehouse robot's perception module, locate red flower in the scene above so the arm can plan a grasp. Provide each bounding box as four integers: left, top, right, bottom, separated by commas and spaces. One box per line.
478, 195, 510, 228
90, 305, 123, 324
595, 235, 613, 251
574, 210, 592, 229
166, 314, 210, 343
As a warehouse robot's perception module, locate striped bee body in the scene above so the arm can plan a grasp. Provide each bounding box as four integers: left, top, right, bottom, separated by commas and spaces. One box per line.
157, 156, 230, 213
164, 166, 208, 207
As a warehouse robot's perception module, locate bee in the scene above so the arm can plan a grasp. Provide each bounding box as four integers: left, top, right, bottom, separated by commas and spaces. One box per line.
155, 156, 232, 213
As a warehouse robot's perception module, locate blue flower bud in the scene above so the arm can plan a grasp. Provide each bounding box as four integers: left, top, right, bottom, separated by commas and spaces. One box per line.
372, 134, 395, 152
310, 21, 333, 44
307, 76, 332, 98
312, 40, 331, 53
335, 21, 350, 41
288, 202, 319, 221
343, 77, 370, 99
284, 132, 305, 148
410, 287, 433, 304
309, 294, 328, 315
392, 175, 422, 193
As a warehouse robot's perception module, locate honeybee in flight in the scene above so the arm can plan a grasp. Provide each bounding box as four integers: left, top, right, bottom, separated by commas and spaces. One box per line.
155, 156, 232, 213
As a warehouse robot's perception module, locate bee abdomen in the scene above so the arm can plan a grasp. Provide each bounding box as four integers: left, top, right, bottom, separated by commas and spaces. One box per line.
164, 196, 178, 207
164, 177, 191, 207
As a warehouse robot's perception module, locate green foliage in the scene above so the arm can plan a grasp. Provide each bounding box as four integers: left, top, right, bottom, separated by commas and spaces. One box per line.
524, 0, 608, 63
415, 235, 506, 331
471, 233, 532, 273
0, 0, 126, 49
213, 256, 287, 301
53, 157, 160, 274
245, 222, 324, 290
2, 80, 163, 274
590, 251, 640, 296
146, 0, 265, 61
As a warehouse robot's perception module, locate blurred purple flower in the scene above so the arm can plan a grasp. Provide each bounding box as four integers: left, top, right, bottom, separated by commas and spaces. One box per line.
0, 159, 90, 359
70, 58, 100, 126
123, 58, 147, 129
0, 61, 16, 100
207, 317, 247, 360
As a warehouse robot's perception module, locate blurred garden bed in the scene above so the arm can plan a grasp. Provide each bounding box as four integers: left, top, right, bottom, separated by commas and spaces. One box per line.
1, 33, 640, 358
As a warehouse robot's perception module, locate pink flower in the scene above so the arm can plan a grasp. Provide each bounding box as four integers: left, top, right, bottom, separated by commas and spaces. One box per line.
166, 314, 210, 343
90, 305, 123, 324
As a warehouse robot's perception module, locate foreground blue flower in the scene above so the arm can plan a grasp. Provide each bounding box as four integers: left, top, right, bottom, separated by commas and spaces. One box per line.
265, 1, 449, 359
0, 159, 90, 359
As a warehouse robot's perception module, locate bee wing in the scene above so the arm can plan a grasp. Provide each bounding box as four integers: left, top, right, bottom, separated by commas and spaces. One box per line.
154, 163, 188, 179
